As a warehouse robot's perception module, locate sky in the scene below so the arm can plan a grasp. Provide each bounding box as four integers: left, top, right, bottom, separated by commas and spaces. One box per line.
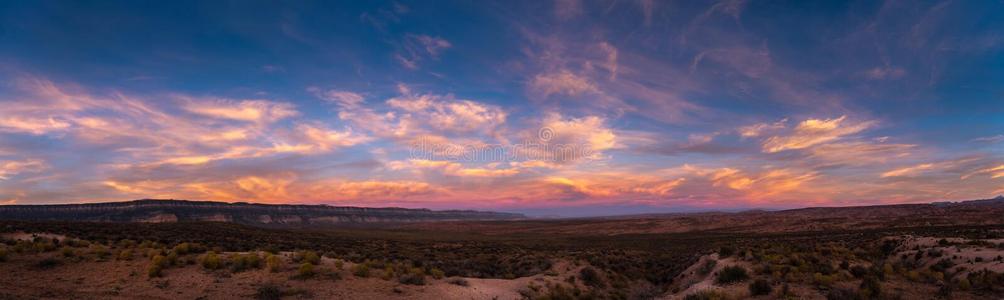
0, 0, 1002, 216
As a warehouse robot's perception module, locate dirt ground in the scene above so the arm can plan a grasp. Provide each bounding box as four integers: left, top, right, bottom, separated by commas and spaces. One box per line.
0, 252, 580, 300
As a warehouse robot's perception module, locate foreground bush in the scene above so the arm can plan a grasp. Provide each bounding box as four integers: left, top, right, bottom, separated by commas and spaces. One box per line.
858, 276, 882, 298
716, 266, 749, 284
89, 245, 110, 260
749, 278, 772, 296
295, 251, 320, 265
265, 254, 283, 272
201, 251, 223, 270
297, 263, 315, 279
229, 252, 262, 272
149, 255, 167, 278
580, 267, 605, 287
352, 264, 370, 278
255, 283, 282, 300
34, 257, 61, 269
429, 268, 445, 279
399, 268, 426, 285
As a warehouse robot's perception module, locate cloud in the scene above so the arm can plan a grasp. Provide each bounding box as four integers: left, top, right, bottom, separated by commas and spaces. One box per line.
395, 34, 452, 70
881, 163, 936, 178
0, 159, 46, 180
314, 180, 441, 201
287, 123, 371, 152
537, 113, 617, 160
639, 0, 655, 25
972, 135, 1004, 143
554, 0, 583, 20
0, 116, 72, 135
690, 47, 772, 78
807, 142, 915, 166
738, 118, 787, 138
325, 86, 507, 144
963, 164, 1004, 180
540, 174, 686, 200
386, 93, 507, 134
308, 88, 365, 108
104, 171, 443, 204
760, 116, 875, 153
389, 159, 520, 178
675, 164, 820, 202
864, 66, 907, 80
182, 98, 298, 123
529, 70, 600, 97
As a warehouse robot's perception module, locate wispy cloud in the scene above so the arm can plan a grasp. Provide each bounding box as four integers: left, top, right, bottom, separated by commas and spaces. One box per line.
760, 116, 875, 153
395, 34, 452, 70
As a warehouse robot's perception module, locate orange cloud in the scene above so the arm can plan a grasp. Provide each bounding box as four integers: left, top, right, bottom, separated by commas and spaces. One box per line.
0, 159, 46, 180
882, 163, 936, 178
530, 70, 599, 97
389, 159, 521, 177
182, 98, 298, 123
0, 116, 71, 135
964, 164, 1004, 179
761, 116, 874, 153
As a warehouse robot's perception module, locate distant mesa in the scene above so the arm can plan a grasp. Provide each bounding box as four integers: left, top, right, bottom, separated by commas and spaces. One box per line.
0, 199, 524, 226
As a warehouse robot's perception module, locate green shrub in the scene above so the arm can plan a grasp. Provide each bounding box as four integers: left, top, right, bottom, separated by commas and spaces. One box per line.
265, 254, 283, 272
34, 257, 62, 269
295, 251, 320, 265
201, 251, 222, 270
149, 255, 167, 278
398, 268, 426, 285
352, 264, 370, 277
957, 278, 971, 290
297, 263, 315, 279
716, 266, 749, 284
166, 251, 178, 266
255, 283, 283, 300
429, 268, 445, 279
813, 272, 834, 287
33, 240, 56, 252
579, 267, 605, 287
118, 249, 134, 261
229, 252, 262, 272
858, 276, 882, 299
749, 278, 772, 296
60, 246, 75, 258
381, 266, 395, 280
117, 239, 136, 249
90, 245, 110, 260
172, 243, 191, 255
699, 259, 717, 275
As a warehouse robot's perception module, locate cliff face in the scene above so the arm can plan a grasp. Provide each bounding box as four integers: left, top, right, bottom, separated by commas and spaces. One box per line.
0, 199, 524, 226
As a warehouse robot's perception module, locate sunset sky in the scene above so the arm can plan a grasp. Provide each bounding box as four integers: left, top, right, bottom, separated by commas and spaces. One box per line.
0, 1, 1002, 216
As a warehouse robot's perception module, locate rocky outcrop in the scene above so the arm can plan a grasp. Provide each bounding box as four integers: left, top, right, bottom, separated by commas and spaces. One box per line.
0, 199, 524, 227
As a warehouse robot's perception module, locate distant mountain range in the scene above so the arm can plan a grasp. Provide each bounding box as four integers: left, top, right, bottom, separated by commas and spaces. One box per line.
409, 196, 1004, 235
0, 199, 525, 226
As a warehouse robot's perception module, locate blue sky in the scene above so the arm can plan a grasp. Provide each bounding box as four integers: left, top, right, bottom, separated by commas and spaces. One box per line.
0, 0, 1002, 216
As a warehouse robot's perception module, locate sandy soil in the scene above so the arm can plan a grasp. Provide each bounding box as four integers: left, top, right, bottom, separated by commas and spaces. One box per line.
0, 252, 583, 300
